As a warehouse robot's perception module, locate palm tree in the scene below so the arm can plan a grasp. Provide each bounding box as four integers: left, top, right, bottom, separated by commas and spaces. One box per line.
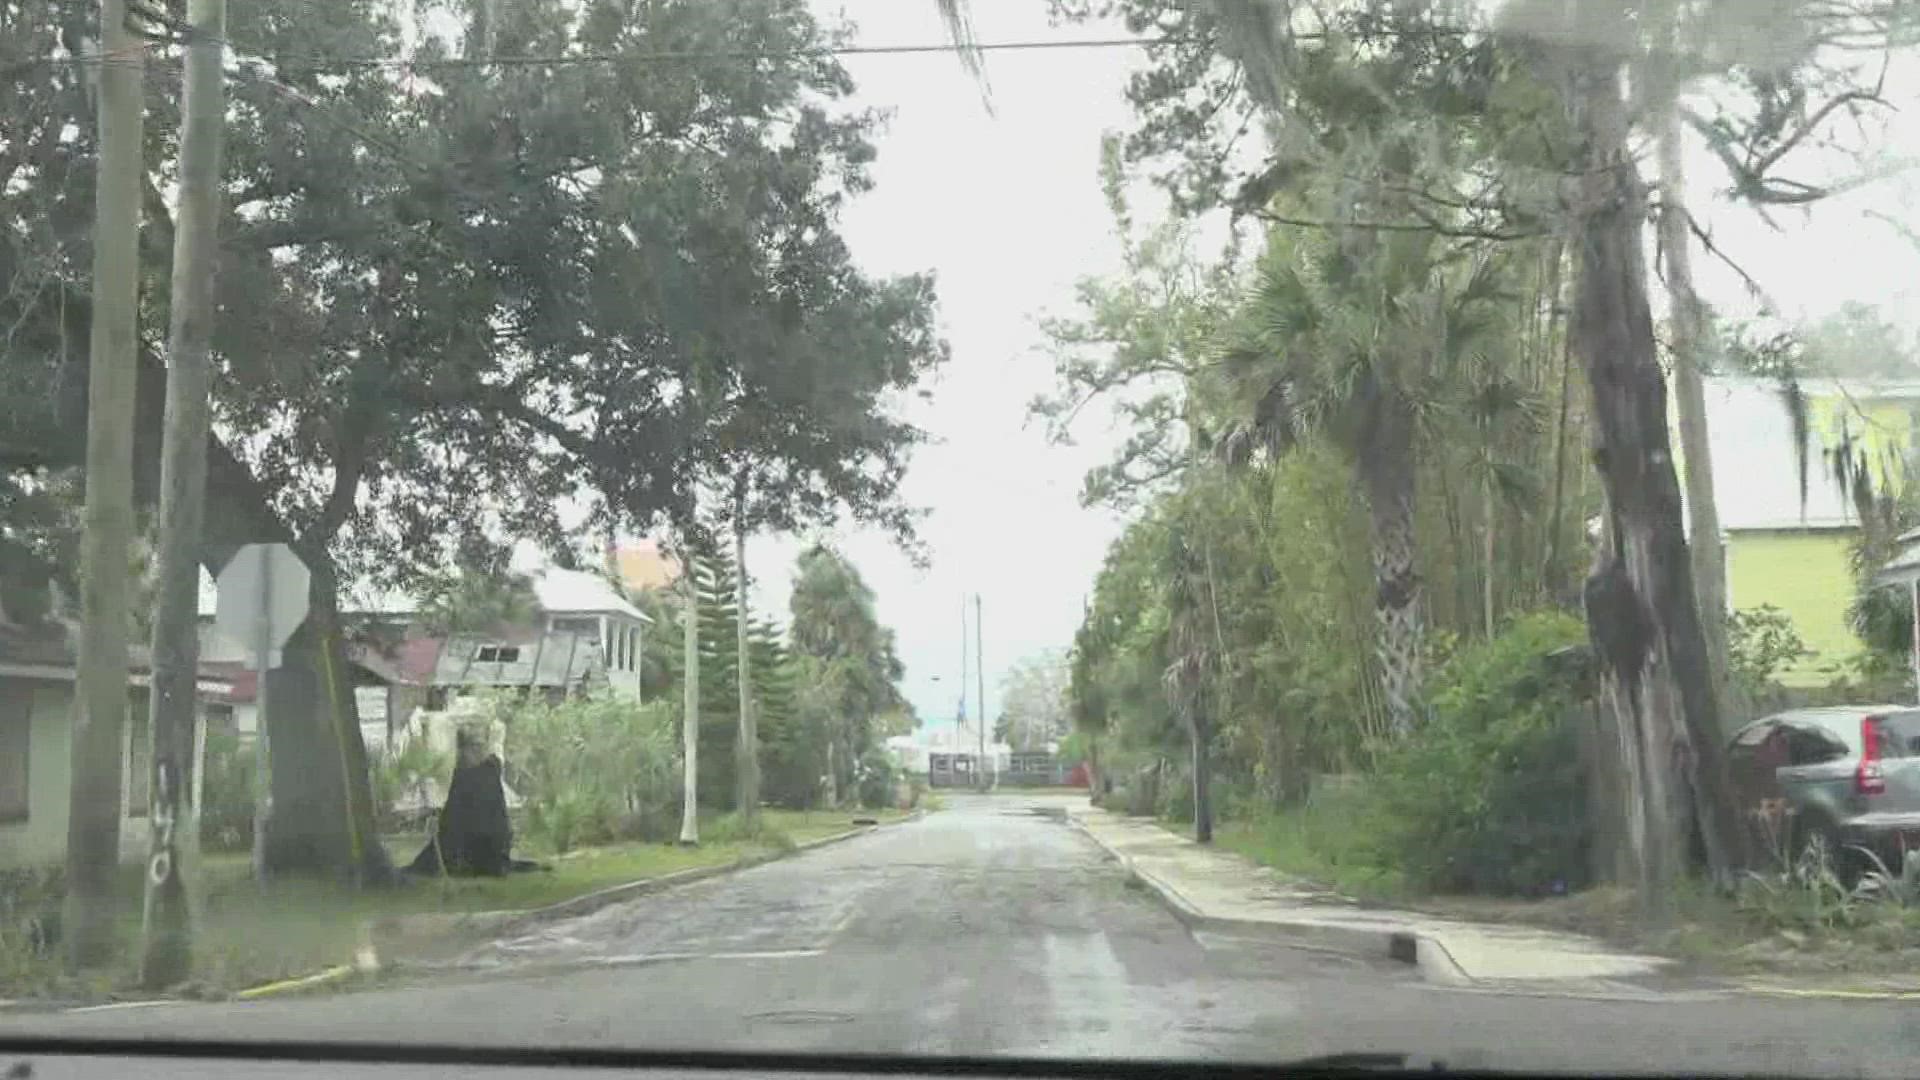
1159, 504, 1223, 843
1212, 223, 1516, 735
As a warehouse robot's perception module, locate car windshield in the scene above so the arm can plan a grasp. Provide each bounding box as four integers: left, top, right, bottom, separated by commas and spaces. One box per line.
7, 1, 1920, 1077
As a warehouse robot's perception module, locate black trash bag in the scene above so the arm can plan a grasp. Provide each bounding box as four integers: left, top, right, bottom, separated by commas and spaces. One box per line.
407, 753, 513, 877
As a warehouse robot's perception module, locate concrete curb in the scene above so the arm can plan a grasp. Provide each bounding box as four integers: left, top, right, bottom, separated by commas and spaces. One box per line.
1067, 814, 1472, 986
1738, 984, 1920, 1001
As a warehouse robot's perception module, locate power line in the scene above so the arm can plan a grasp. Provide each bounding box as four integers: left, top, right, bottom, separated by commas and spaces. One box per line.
275, 36, 1199, 70
3, 35, 1199, 78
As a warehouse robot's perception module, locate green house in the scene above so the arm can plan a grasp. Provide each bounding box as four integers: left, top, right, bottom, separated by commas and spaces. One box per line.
1693, 376, 1919, 687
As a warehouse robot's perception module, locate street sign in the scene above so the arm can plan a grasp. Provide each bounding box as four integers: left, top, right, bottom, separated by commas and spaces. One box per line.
214, 542, 310, 672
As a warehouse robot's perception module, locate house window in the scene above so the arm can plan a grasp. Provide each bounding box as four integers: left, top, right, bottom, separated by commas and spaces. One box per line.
475, 644, 520, 663
0, 688, 29, 823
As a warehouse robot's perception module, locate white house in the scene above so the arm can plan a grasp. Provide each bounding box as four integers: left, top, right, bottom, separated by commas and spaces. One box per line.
1, 626, 230, 870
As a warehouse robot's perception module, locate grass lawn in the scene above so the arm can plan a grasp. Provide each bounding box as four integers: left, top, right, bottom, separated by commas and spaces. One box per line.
3, 805, 917, 1001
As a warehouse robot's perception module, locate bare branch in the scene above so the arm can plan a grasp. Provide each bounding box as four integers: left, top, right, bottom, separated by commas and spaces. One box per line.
1246, 207, 1540, 241
1683, 209, 1780, 311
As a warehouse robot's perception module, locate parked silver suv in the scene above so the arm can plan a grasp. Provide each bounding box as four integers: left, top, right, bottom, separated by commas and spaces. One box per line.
1726, 706, 1920, 880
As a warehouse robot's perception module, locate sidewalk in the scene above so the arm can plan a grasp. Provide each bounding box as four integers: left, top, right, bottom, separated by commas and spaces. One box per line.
1070, 806, 1674, 988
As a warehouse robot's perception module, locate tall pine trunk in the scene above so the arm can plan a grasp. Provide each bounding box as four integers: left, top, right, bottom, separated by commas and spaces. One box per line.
1541, 240, 1573, 600
1359, 385, 1422, 735
1656, 89, 1735, 725
732, 476, 759, 824
679, 542, 699, 845
1568, 48, 1741, 904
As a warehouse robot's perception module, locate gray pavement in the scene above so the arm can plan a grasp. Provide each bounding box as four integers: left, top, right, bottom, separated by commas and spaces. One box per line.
5, 794, 1920, 1076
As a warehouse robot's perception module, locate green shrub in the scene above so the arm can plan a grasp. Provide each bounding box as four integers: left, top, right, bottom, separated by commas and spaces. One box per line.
199, 731, 256, 852
1371, 611, 1591, 896
855, 748, 896, 810
502, 693, 681, 852
0, 866, 66, 991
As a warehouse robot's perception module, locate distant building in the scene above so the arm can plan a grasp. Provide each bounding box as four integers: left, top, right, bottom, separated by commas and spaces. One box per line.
893, 722, 1011, 784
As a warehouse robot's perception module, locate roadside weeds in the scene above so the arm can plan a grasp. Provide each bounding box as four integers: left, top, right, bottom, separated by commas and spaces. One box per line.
1144, 810, 1920, 995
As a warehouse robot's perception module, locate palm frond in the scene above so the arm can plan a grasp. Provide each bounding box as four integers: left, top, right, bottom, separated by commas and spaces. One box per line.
1487, 460, 1542, 506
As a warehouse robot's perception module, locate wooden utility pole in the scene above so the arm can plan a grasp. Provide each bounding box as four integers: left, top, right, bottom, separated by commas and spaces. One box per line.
140, 0, 226, 988
679, 540, 700, 846
65, 0, 147, 971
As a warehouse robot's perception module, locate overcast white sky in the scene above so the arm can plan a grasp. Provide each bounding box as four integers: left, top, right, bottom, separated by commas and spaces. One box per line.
721, 0, 1920, 737
729, 1, 1146, 734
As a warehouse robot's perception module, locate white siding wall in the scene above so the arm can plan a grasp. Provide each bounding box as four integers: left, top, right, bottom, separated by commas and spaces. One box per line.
0, 684, 74, 868
1, 682, 208, 871
605, 616, 643, 701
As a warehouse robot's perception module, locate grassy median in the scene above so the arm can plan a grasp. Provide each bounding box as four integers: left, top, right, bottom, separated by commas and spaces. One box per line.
2, 807, 913, 1001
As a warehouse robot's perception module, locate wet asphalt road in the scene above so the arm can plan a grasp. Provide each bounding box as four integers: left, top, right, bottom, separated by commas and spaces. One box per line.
7, 794, 1920, 1077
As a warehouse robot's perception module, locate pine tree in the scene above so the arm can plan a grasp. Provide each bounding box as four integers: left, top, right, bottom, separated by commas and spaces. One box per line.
691, 546, 741, 807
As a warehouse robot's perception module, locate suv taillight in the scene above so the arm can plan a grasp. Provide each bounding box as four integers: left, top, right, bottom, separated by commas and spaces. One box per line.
1858, 715, 1887, 796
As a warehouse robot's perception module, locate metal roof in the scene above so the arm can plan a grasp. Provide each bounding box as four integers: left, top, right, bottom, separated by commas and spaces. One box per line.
430, 629, 605, 690
201, 564, 649, 623
1874, 528, 1920, 590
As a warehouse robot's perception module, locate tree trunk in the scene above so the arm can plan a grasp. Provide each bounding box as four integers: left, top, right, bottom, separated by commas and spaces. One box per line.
1359, 386, 1423, 735
1569, 49, 1742, 903
1541, 240, 1573, 601
141, 0, 226, 987
253, 561, 383, 882
1657, 95, 1735, 729
40, 275, 388, 891
1483, 471, 1497, 638
1191, 710, 1213, 844
824, 735, 839, 808
732, 478, 759, 825
679, 544, 700, 845
1087, 735, 1102, 805
65, 0, 146, 971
